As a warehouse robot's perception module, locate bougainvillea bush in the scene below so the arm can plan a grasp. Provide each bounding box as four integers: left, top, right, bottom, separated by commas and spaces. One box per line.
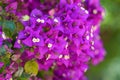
0, 0, 105, 80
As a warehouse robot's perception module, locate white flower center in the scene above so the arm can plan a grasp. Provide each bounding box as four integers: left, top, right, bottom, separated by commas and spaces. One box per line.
48, 43, 53, 48
91, 46, 95, 50
32, 38, 40, 43
65, 43, 69, 49
93, 9, 98, 14
80, 7, 89, 14
86, 35, 90, 40
46, 54, 51, 60
90, 33, 94, 37
17, 40, 21, 44
59, 55, 63, 59
91, 41, 94, 45
36, 18, 45, 23
81, 7, 85, 10
85, 10, 89, 14
54, 18, 59, 23
64, 55, 70, 60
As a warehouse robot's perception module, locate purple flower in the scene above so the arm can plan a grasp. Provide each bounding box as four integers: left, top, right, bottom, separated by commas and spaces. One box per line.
0, 38, 3, 47
0, 0, 105, 80
5, 1, 18, 14
21, 27, 44, 47
14, 39, 21, 48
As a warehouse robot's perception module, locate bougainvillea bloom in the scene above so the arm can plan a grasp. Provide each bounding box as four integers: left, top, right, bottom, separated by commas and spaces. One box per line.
0, 0, 105, 80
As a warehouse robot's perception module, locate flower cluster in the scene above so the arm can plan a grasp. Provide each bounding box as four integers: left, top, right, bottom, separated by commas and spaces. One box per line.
0, 0, 105, 80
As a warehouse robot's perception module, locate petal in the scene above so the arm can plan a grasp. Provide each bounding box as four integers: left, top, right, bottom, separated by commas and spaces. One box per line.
22, 36, 33, 47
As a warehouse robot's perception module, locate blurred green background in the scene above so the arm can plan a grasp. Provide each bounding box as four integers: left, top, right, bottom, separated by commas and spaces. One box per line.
87, 0, 120, 80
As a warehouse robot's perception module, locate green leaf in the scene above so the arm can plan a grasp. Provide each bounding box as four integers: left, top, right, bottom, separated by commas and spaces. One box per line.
21, 72, 31, 78
0, 53, 11, 67
4, 41, 12, 48
37, 71, 45, 78
16, 22, 24, 32
15, 72, 30, 80
24, 60, 39, 76
2, 20, 16, 38
0, 2, 7, 8
40, 0, 44, 3
20, 45, 28, 53
0, 66, 5, 74
0, 46, 6, 56
17, 77, 28, 80
0, 19, 3, 26
1, 57, 10, 66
